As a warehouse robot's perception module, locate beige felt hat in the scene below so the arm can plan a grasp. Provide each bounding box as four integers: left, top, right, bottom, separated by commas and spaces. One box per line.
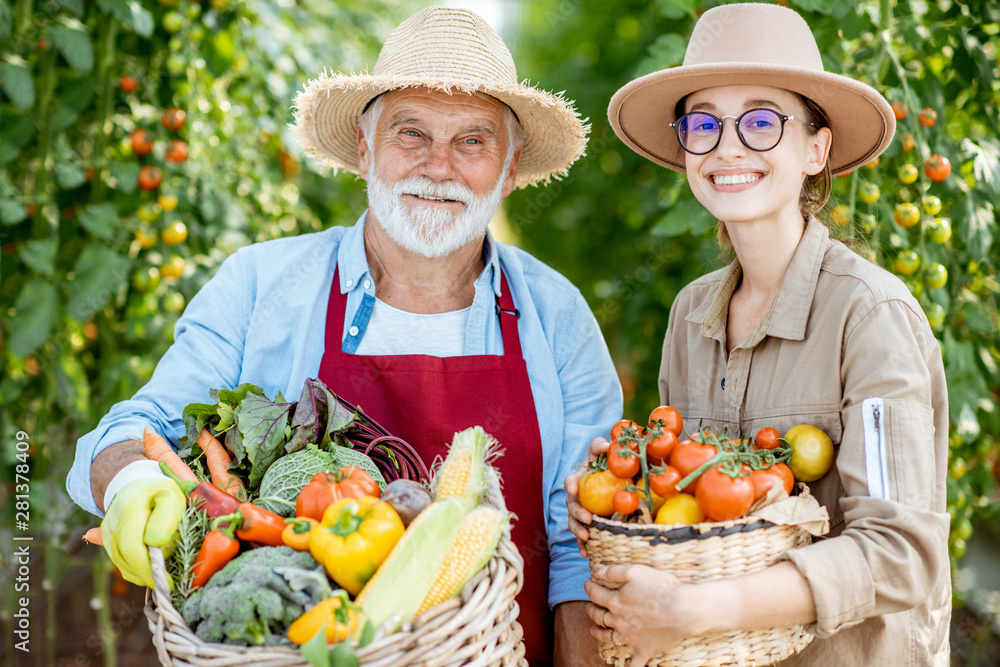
292, 6, 588, 188
609, 3, 895, 175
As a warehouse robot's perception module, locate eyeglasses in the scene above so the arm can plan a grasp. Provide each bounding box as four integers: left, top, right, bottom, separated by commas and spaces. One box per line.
670, 108, 817, 155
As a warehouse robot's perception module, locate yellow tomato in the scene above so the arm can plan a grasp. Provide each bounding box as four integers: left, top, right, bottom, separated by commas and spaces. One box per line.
831, 204, 850, 227
784, 425, 834, 483
894, 203, 920, 229
132, 266, 160, 291
897, 164, 919, 184
894, 249, 921, 276
925, 303, 946, 330
654, 494, 704, 526
134, 228, 157, 249
162, 221, 188, 246
158, 194, 179, 212
578, 469, 631, 517
137, 203, 161, 222
161, 256, 186, 280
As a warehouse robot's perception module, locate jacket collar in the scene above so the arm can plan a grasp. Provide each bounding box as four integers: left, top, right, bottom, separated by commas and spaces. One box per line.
690, 218, 830, 345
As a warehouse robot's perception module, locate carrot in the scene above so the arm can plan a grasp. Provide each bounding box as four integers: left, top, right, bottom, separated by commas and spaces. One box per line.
83, 527, 103, 546
197, 428, 244, 496
143, 427, 197, 482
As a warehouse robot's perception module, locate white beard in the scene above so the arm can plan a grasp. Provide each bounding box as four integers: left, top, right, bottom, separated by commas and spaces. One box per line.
366, 162, 508, 259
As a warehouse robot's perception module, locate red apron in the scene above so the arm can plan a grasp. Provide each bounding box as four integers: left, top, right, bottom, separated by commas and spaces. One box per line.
318, 267, 554, 666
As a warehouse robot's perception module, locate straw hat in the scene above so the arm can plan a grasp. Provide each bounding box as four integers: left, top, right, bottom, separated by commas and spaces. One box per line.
292, 6, 588, 188
609, 3, 895, 175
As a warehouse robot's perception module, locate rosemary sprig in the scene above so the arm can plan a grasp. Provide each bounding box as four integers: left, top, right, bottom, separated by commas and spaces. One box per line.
167, 502, 209, 609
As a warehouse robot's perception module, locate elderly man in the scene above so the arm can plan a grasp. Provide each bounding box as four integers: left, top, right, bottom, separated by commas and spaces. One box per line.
67, 6, 621, 666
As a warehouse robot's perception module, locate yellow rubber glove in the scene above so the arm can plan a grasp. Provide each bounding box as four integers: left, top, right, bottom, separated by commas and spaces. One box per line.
100, 477, 186, 588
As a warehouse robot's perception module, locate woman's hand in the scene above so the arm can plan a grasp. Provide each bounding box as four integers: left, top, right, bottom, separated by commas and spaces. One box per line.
584, 564, 698, 667
564, 436, 611, 557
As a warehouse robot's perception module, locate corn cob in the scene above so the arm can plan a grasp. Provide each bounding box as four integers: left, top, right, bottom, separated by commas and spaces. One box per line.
417, 505, 508, 615
433, 426, 499, 508
355, 499, 466, 631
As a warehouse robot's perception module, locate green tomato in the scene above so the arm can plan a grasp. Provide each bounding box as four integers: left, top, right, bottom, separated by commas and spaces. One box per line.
137, 203, 161, 222
929, 217, 952, 244
162, 290, 186, 313
925, 263, 948, 291
952, 516, 973, 542
922, 195, 942, 216
167, 54, 186, 75
163, 11, 184, 33
894, 249, 921, 276
133, 266, 161, 291
858, 182, 880, 204
925, 302, 945, 329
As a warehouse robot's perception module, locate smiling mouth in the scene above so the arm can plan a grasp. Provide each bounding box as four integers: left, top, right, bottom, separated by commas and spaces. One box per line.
406, 193, 460, 204
711, 173, 763, 186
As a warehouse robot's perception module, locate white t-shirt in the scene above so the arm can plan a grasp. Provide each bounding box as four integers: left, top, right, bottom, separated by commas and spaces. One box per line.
354, 297, 470, 357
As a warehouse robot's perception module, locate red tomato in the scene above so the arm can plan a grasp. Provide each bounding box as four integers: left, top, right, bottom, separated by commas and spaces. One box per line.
754, 427, 782, 451
138, 166, 162, 191
610, 419, 641, 443
646, 430, 678, 464
899, 132, 914, 152
891, 101, 908, 120
649, 465, 682, 499
669, 438, 717, 495
165, 139, 189, 163
162, 107, 187, 131
130, 129, 154, 157
924, 155, 951, 182
119, 74, 139, 93
695, 466, 755, 522
612, 489, 640, 515
648, 405, 683, 438
607, 440, 640, 479
748, 463, 795, 501
918, 107, 937, 127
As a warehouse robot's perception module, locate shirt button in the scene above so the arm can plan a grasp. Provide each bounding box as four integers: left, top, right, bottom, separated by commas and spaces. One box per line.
349, 326, 359, 337
721, 377, 726, 390
364, 279, 371, 289
346, 279, 353, 288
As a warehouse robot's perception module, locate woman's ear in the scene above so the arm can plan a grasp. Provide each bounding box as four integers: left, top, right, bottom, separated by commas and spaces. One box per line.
805, 126, 833, 176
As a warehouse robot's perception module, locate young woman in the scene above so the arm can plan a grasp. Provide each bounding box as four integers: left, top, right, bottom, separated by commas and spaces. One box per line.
564, 4, 950, 666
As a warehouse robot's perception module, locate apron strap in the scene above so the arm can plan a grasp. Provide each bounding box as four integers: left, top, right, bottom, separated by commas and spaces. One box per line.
496, 271, 522, 358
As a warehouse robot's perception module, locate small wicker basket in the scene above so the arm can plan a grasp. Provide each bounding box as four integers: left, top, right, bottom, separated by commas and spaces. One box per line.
588, 508, 816, 667
145, 479, 527, 667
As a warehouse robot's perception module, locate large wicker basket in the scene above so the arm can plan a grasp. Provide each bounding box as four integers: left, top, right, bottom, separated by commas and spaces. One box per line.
588, 507, 817, 667
145, 479, 527, 667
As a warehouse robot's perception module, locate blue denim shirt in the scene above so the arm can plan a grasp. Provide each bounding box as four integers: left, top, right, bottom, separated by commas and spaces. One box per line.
67, 212, 623, 608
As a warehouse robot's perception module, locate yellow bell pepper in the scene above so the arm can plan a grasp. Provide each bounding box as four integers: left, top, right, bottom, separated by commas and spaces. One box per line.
287, 590, 359, 645
308, 496, 404, 596
281, 517, 318, 552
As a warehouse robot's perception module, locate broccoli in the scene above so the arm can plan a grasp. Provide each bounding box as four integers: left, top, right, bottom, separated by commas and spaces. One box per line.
181, 546, 320, 646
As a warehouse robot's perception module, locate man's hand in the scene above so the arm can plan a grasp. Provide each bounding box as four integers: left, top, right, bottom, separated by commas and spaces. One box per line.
100, 477, 186, 588
564, 436, 611, 558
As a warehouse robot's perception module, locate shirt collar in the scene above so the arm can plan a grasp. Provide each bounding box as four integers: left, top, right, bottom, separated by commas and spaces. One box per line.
338, 210, 503, 297
691, 218, 830, 344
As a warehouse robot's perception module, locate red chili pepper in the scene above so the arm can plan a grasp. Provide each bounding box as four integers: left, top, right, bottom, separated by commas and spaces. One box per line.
235, 502, 287, 546
191, 514, 240, 589
160, 461, 240, 518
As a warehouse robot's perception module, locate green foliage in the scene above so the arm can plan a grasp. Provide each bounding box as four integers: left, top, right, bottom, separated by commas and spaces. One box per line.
509, 0, 999, 582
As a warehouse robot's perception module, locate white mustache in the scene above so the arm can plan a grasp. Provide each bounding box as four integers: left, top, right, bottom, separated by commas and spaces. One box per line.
395, 177, 474, 205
